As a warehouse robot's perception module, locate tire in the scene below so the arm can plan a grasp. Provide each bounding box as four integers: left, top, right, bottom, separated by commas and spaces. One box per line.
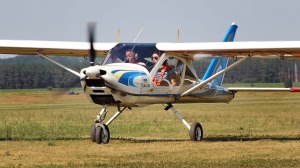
189, 122, 203, 141
91, 123, 96, 142
101, 124, 110, 144
95, 124, 110, 144
95, 126, 102, 144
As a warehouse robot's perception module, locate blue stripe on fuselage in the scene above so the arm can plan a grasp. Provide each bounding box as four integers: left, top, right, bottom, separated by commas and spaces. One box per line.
112, 70, 146, 87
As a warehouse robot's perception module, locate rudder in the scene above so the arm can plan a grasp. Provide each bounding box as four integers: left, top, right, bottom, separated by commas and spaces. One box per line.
202, 23, 238, 86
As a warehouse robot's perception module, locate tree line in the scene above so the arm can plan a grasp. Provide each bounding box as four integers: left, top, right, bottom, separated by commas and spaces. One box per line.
0, 55, 299, 89
193, 58, 300, 84
0, 56, 89, 89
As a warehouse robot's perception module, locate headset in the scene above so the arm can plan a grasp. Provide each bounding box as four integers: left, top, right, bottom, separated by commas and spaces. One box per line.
125, 49, 138, 61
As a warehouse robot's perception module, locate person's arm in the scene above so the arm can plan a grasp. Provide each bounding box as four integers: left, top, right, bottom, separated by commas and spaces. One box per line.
170, 78, 177, 86
167, 72, 177, 86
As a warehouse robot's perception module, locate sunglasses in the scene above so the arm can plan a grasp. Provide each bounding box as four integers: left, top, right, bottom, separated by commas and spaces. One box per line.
152, 57, 159, 60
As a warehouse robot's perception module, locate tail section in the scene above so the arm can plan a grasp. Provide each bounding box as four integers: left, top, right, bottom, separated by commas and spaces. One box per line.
202, 23, 238, 86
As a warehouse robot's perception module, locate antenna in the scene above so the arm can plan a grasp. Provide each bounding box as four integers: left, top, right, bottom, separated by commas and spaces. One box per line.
133, 27, 143, 42
123, 27, 143, 63
176, 29, 180, 43
116, 29, 120, 42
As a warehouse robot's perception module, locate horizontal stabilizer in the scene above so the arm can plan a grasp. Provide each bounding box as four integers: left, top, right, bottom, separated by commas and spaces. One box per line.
228, 87, 300, 92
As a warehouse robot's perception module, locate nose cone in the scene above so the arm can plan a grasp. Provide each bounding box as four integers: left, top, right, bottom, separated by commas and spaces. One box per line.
80, 65, 117, 88
85, 66, 101, 79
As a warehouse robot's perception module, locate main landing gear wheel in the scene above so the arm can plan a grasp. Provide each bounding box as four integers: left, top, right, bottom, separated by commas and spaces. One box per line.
95, 124, 110, 144
189, 122, 203, 141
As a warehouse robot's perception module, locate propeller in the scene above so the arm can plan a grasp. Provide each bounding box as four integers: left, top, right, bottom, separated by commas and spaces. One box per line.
85, 22, 103, 79
88, 22, 96, 66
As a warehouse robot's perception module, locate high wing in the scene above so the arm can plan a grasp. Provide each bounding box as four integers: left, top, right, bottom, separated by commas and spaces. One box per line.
0, 40, 117, 57
2, 40, 300, 59
156, 41, 300, 58
156, 41, 300, 96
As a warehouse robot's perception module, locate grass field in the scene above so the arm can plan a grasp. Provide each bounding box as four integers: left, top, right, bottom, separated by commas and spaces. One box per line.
0, 86, 299, 167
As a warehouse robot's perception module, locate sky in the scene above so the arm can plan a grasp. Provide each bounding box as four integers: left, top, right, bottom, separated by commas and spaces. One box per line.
1, 0, 300, 43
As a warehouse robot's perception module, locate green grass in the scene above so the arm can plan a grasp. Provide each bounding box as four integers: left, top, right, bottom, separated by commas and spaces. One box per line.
0, 88, 299, 167
0, 88, 299, 140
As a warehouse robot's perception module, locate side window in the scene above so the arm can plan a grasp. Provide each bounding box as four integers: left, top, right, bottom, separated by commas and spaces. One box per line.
106, 53, 123, 64
153, 57, 184, 87
183, 65, 198, 85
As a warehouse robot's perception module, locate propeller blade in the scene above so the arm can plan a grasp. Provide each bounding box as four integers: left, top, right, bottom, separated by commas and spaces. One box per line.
88, 22, 96, 66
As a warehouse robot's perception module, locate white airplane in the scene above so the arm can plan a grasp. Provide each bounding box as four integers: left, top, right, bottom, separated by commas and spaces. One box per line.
1, 23, 300, 144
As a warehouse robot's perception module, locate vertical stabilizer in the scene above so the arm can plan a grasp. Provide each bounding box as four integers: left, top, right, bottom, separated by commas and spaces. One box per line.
202, 23, 238, 86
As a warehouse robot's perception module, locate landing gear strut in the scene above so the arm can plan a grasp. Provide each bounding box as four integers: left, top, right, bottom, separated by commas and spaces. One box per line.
91, 105, 126, 144
91, 103, 203, 143
165, 103, 203, 141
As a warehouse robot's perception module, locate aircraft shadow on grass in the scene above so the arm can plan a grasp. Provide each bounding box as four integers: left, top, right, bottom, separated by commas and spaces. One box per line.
1, 136, 298, 142
111, 136, 300, 143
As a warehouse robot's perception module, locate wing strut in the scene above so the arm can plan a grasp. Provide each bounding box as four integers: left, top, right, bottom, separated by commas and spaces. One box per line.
37, 52, 80, 77
176, 55, 252, 99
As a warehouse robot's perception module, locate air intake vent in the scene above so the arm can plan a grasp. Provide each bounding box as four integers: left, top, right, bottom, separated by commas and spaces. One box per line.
100, 70, 106, 75
85, 79, 105, 87
91, 95, 116, 105
93, 90, 105, 93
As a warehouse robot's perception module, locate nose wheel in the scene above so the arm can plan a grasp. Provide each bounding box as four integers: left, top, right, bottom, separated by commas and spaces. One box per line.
95, 124, 110, 144
91, 122, 110, 144
90, 105, 127, 144
91, 123, 96, 142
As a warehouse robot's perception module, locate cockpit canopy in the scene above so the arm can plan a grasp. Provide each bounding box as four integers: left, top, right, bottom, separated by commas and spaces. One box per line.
103, 43, 158, 71
102, 42, 199, 87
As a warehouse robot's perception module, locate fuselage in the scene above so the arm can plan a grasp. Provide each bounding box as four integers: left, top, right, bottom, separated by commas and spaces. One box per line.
80, 43, 235, 107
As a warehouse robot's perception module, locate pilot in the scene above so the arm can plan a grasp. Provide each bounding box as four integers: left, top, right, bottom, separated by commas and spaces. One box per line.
125, 49, 138, 64
125, 49, 146, 66
152, 51, 177, 86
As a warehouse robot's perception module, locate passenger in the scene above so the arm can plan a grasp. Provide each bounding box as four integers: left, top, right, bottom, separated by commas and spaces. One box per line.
107, 54, 122, 63
152, 51, 177, 86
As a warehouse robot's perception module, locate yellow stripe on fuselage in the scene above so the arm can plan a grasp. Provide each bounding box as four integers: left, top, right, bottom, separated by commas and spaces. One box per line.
113, 71, 126, 80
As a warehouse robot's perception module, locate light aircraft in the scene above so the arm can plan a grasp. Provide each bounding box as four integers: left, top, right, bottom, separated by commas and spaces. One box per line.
1, 23, 300, 144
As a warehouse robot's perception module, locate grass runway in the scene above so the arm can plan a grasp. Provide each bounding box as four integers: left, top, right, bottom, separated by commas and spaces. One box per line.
0, 88, 299, 167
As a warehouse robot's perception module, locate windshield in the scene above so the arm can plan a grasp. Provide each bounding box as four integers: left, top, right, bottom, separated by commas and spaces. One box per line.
103, 43, 159, 71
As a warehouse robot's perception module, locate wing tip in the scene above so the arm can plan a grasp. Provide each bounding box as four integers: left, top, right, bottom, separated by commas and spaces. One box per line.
290, 88, 300, 92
